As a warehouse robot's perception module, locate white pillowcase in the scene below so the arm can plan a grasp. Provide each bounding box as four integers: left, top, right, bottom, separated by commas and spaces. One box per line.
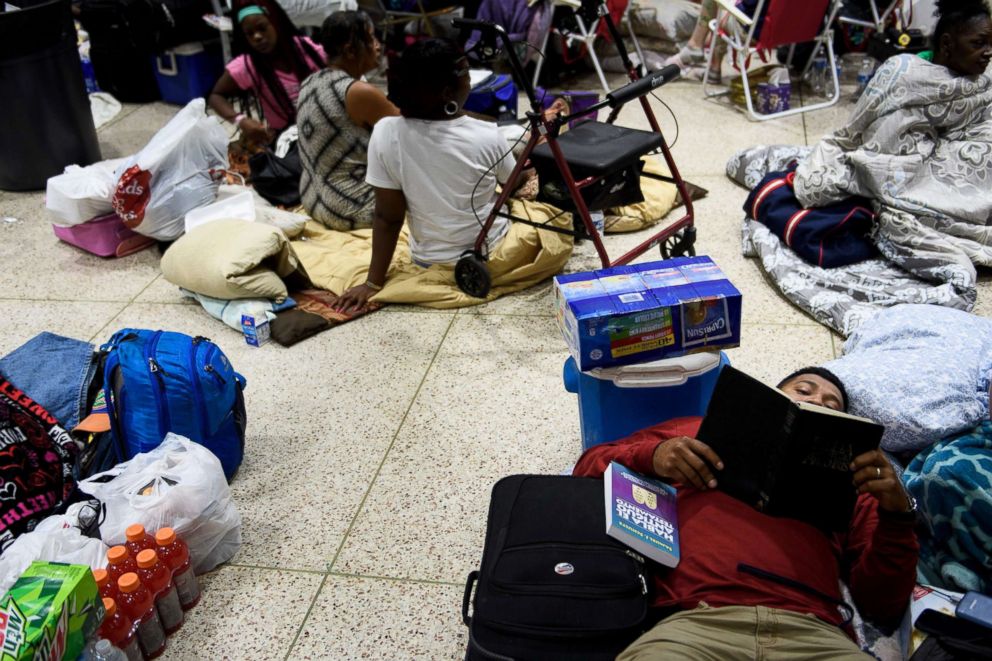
824, 304, 992, 453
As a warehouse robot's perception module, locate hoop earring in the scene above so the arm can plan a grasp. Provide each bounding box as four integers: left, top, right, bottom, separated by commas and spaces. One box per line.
443, 100, 459, 116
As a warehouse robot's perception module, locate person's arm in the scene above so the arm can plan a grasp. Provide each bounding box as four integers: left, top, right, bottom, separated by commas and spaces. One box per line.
334, 187, 407, 313
345, 81, 399, 130
841, 451, 920, 628
208, 70, 272, 146
572, 417, 722, 492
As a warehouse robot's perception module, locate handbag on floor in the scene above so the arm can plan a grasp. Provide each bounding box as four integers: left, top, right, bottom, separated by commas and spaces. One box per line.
462, 474, 652, 660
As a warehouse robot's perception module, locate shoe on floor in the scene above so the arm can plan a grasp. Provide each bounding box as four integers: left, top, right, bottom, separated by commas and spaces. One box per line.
684, 65, 723, 85
663, 46, 705, 71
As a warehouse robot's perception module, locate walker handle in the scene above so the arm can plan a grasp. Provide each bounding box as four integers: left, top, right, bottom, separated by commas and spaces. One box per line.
606, 65, 681, 107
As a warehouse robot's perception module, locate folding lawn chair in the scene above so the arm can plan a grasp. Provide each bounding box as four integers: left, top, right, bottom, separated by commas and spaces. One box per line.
800, 0, 905, 77
531, 0, 646, 93
704, 0, 838, 121
376, 0, 460, 39
451, 0, 695, 298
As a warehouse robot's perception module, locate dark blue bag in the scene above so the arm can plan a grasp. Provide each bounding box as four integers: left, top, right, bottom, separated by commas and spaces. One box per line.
101, 329, 247, 480
744, 165, 878, 268
464, 73, 518, 121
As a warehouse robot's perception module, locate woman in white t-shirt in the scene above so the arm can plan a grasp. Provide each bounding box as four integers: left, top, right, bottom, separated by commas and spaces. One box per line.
336, 39, 528, 312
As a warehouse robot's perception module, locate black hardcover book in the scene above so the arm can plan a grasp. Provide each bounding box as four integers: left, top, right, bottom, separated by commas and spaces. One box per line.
696, 366, 883, 532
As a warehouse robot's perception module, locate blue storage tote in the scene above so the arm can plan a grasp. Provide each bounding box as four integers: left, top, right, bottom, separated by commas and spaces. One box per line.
154, 42, 224, 106
563, 351, 729, 450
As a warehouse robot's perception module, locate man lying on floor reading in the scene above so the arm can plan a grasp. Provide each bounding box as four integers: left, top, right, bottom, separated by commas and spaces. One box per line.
573, 366, 918, 660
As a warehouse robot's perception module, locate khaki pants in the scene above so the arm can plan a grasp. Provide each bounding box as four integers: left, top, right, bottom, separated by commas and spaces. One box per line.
618, 604, 871, 661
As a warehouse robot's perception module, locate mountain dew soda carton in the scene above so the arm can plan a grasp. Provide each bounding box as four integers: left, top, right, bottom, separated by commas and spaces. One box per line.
554, 257, 742, 371
0, 562, 104, 661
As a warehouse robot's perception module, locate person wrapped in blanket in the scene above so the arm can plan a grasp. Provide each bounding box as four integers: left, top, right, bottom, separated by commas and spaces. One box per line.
208, 0, 326, 147
297, 11, 399, 231
574, 367, 918, 660
334, 38, 534, 312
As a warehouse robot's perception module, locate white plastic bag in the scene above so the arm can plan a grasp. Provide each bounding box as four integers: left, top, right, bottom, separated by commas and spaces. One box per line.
112, 98, 229, 241
46, 158, 127, 226
0, 515, 109, 595
79, 433, 242, 574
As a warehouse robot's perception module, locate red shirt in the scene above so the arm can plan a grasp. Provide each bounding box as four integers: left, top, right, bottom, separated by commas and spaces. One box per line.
573, 417, 918, 632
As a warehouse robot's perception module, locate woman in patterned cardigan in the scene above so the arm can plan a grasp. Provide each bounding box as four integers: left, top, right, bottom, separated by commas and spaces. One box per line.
297, 11, 399, 231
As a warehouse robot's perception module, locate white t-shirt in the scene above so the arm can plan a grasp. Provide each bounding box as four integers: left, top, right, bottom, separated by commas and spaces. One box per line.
365, 115, 515, 265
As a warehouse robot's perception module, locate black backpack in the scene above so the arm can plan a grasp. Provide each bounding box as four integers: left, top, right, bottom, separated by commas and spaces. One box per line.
462, 475, 653, 661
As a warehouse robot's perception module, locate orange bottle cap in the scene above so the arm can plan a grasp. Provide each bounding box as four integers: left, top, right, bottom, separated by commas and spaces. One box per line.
125, 524, 146, 542
155, 528, 176, 546
107, 546, 130, 564
136, 549, 158, 569
93, 568, 109, 587
118, 572, 140, 593
102, 598, 116, 617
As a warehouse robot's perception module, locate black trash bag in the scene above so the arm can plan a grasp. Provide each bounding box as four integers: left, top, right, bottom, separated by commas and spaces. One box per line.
248, 142, 302, 207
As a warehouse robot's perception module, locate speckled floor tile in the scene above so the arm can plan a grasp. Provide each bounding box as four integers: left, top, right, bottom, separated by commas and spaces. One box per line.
160, 565, 323, 661
133, 273, 199, 304
333, 314, 581, 582
723, 324, 836, 385
96, 102, 183, 160
972, 271, 992, 318
289, 576, 465, 660
616, 81, 807, 177
0, 194, 162, 302
0, 300, 126, 356
100, 303, 455, 570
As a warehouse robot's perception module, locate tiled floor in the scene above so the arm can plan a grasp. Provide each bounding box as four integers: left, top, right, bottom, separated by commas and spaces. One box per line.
2, 70, 989, 660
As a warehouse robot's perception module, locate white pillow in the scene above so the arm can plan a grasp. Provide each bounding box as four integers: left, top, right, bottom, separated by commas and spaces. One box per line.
824, 305, 992, 453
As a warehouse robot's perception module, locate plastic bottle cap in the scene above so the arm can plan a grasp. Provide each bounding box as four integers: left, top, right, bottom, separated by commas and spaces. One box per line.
155, 528, 176, 546
107, 546, 130, 564
125, 524, 147, 542
118, 572, 140, 593
95, 640, 113, 654
102, 598, 116, 617
136, 549, 159, 569
93, 568, 110, 587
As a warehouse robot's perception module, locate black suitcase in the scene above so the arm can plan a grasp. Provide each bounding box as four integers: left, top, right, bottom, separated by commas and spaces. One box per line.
462, 475, 652, 661
80, 0, 162, 102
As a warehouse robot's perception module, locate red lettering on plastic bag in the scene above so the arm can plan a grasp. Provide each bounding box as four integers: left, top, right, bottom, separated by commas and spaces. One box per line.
112, 165, 152, 229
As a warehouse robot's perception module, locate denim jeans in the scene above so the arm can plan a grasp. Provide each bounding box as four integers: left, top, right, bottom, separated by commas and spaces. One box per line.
0, 332, 97, 430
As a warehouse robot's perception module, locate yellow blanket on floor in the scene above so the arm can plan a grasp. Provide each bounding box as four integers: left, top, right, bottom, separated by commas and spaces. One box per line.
604, 157, 679, 234
291, 199, 574, 309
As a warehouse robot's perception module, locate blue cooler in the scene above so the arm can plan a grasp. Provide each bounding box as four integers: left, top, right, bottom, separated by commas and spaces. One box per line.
563, 351, 729, 450
154, 42, 224, 106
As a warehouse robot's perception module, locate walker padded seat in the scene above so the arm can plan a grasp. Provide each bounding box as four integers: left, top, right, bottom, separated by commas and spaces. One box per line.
531, 122, 662, 211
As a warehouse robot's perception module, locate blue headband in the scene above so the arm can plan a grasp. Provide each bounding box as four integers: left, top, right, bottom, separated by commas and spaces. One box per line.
237, 5, 266, 22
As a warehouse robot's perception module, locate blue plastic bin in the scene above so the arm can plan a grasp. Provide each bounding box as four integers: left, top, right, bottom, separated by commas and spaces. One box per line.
154, 42, 224, 106
563, 351, 729, 450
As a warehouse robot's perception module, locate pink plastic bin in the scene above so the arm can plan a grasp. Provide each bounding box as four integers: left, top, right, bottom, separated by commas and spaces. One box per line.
52, 213, 155, 258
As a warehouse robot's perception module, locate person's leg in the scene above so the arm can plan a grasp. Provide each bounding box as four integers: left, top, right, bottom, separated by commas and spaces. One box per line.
664, 0, 718, 69
617, 604, 757, 661
755, 606, 872, 661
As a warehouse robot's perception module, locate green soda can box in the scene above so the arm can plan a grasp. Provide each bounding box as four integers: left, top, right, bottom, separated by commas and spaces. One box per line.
554, 256, 742, 371
0, 562, 104, 661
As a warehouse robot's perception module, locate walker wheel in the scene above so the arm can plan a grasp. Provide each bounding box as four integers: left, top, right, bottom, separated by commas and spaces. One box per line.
660, 227, 697, 260
455, 250, 492, 298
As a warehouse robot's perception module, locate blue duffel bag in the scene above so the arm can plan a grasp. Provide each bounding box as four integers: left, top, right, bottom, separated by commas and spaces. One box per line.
101, 329, 247, 480
744, 164, 878, 268
464, 72, 517, 121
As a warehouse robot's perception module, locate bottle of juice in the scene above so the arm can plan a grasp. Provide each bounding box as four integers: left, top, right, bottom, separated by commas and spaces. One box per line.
125, 524, 156, 558
98, 597, 143, 661
106, 546, 137, 585
154, 528, 200, 610
93, 568, 119, 603
117, 573, 166, 659
136, 549, 184, 634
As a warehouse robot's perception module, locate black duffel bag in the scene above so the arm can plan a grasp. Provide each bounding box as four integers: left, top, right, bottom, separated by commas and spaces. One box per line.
249, 142, 303, 207
463, 474, 653, 661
